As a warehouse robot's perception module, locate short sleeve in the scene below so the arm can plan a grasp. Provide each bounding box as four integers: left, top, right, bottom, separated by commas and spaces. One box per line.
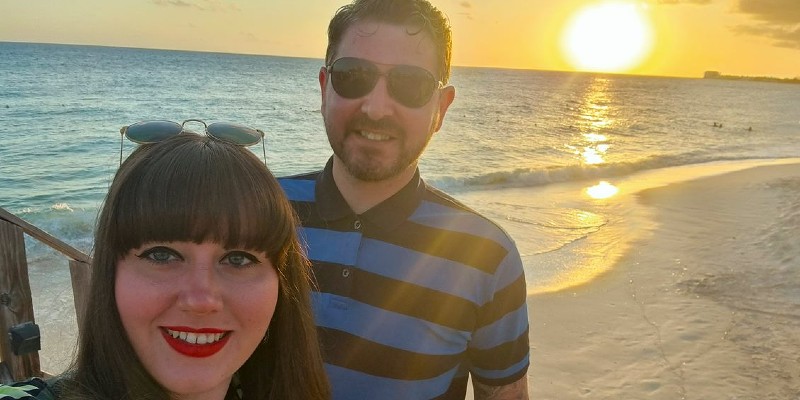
468, 245, 530, 385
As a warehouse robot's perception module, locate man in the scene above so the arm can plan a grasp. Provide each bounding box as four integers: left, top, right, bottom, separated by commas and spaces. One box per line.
279, 0, 530, 398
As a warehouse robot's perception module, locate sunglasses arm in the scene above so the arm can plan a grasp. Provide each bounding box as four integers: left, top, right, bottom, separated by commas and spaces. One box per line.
258, 130, 266, 165
119, 127, 127, 165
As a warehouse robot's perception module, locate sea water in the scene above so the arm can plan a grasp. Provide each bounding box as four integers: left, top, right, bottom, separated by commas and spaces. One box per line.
1, 42, 799, 373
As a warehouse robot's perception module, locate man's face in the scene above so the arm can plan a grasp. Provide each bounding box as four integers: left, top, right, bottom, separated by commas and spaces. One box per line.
319, 21, 455, 183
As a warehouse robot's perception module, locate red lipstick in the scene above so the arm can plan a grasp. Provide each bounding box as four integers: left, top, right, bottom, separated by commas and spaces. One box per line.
160, 327, 230, 358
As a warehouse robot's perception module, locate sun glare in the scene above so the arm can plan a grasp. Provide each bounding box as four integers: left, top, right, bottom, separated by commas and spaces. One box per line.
562, 1, 653, 73
587, 181, 619, 199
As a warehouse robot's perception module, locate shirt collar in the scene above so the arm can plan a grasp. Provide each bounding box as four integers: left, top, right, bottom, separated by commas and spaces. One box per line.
315, 157, 426, 231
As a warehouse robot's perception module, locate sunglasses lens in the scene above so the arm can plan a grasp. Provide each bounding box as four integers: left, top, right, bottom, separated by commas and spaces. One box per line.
328, 57, 439, 108
124, 120, 182, 144
329, 57, 379, 99
388, 65, 438, 108
207, 122, 263, 146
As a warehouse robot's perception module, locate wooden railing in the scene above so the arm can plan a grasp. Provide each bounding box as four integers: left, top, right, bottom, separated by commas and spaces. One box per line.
0, 207, 91, 382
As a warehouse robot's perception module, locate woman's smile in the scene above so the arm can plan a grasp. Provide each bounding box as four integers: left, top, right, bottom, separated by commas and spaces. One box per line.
161, 327, 232, 357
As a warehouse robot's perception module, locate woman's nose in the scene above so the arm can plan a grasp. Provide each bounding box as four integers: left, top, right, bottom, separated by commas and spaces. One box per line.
177, 264, 223, 314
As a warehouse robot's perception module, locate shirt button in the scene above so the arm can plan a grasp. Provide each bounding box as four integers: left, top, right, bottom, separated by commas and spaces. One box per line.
342, 268, 351, 278
354, 220, 362, 230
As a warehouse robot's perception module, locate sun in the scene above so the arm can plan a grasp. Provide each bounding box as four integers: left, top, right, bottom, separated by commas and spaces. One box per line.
561, 1, 654, 73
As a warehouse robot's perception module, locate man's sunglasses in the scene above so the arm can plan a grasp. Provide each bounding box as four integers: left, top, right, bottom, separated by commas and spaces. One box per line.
326, 57, 443, 108
119, 119, 265, 164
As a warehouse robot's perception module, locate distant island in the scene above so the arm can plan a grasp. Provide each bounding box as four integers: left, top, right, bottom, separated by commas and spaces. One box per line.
703, 71, 800, 84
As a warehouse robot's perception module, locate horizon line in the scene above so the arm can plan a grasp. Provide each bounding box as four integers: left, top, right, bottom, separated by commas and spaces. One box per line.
4, 39, 791, 81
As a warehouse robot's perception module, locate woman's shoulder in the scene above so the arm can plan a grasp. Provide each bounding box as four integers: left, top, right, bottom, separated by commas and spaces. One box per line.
0, 377, 58, 399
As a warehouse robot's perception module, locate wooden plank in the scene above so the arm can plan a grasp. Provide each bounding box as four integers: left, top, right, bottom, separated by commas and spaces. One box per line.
0, 207, 90, 264
0, 361, 13, 382
68, 260, 91, 333
0, 219, 41, 381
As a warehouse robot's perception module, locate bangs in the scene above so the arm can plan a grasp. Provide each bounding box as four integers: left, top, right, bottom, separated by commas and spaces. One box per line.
108, 136, 292, 259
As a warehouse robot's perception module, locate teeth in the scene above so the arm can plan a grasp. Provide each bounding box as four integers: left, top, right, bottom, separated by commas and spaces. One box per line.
166, 329, 225, 345
359, 131, 390, 141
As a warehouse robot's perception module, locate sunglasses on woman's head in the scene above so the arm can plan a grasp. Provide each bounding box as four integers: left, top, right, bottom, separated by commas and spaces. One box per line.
119, 119, 266, 165
326, 57, 443, 108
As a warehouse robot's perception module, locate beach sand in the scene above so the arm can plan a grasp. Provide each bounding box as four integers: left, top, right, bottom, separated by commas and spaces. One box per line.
526, 163, 800, 399
26, 162, 800, 398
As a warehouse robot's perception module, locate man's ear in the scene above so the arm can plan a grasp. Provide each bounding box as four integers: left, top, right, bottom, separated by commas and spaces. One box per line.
319, 66, 328, 111
433, 85, 455, 132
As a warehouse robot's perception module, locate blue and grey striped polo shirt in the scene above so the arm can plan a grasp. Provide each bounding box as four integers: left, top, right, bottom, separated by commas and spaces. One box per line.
279, 159, 530, 399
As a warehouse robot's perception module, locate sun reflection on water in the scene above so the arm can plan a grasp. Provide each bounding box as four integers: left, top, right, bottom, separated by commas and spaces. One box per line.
567, 77, 617, 166
581, 147, 605, 165
584, 133, 608, 142
587, 181, 619, 199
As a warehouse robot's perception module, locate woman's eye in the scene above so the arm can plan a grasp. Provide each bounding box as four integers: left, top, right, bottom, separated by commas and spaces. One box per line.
137, 246, 181, 263
222, 251, 260, 268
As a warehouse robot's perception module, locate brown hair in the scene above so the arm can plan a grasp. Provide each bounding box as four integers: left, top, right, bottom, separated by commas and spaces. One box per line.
325, 0, 453, 83
65, 134, 329, 399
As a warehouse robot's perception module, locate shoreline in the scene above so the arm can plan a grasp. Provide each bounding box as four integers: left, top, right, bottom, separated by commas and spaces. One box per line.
26, 160, 800, 394
526, 162, 800, 399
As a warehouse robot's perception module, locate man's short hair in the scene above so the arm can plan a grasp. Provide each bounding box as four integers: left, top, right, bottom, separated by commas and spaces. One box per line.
325, 0, 453, 84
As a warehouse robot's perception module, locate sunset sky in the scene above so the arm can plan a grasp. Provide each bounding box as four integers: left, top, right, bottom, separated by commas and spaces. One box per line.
1, 0, 798, 78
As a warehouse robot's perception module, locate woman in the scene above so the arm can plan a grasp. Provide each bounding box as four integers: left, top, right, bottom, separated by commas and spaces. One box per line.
1, 124, 330, 399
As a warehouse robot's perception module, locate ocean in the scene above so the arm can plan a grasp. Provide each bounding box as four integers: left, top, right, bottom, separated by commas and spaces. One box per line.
1, 41, 799, 373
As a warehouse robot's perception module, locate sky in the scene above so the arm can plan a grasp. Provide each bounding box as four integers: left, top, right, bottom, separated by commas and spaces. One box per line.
1, 0, 798, 78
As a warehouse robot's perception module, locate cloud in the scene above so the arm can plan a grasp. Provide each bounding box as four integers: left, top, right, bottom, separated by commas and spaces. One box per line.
240, 31, 260, 43
737, 0, 800, 25
150, 0, 240, 12
736, 0, 800, 49
733, 23, 800, 50
654, 0, 800, 50
655, 0, 712, 4
454, 1, 473, 20
151, 0, 197, 8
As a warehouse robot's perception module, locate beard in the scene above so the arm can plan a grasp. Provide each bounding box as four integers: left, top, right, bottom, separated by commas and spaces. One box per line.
326, 114, 435, 182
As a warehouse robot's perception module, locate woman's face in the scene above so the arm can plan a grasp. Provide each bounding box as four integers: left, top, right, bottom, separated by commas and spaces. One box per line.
116, 240, 278, 399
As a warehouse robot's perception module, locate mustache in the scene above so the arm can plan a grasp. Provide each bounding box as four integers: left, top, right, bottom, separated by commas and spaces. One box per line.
347, 114, 403, 135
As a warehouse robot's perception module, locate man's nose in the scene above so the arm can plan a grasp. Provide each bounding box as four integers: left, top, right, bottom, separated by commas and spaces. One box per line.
360, 76, 395, 120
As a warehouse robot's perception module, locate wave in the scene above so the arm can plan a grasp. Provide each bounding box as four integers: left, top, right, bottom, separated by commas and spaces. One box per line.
11, 205, 95, 261
429, 153, 783, 191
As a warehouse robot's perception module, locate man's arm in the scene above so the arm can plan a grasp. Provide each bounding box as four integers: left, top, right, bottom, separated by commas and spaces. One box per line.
472, 375, 529, 400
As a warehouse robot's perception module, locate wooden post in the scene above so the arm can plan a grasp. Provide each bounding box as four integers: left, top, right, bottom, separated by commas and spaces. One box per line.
68, 260, 91, 333
0, 218, 42, 381
0, 207, 91, 381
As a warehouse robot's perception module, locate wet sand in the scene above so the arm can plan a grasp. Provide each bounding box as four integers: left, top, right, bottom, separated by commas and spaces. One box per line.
526, 163, 800, 399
